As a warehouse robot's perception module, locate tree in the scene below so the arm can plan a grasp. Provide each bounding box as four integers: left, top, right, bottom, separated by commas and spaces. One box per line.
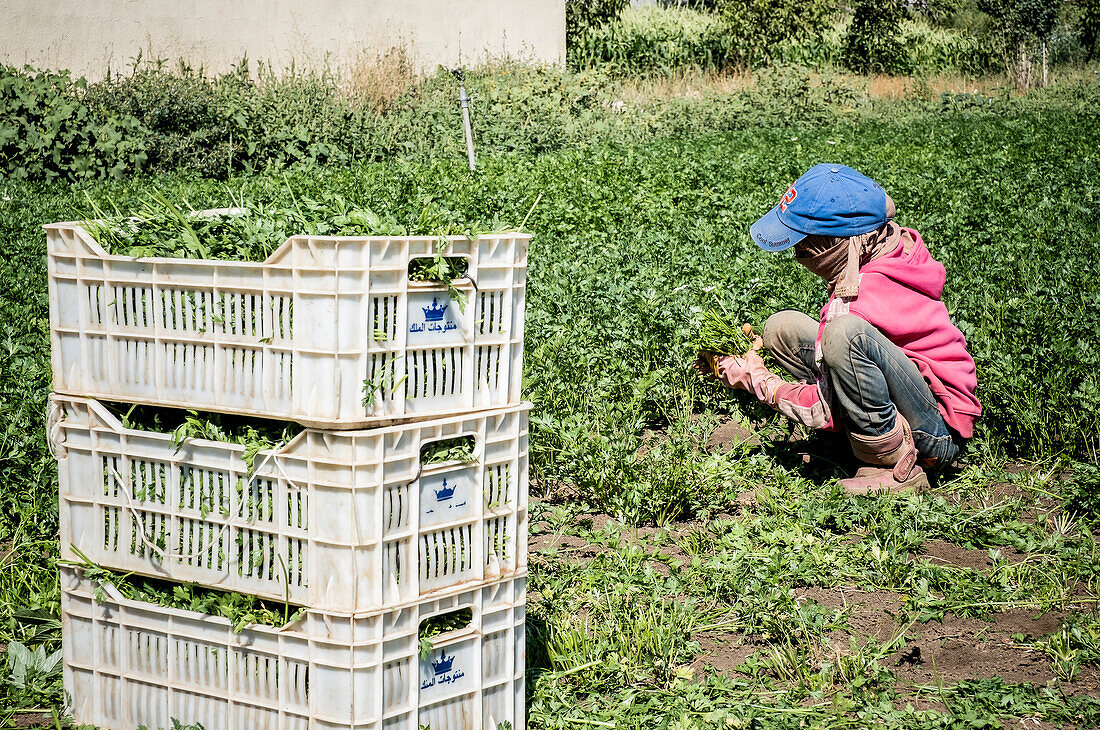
1075, 0, 1100, 61
842, 0, 907, 74
978, 0, 1061, 90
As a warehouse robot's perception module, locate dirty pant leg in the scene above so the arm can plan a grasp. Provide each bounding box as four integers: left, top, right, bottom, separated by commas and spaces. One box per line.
820, 314, 959, 466
762, 310, 820, 383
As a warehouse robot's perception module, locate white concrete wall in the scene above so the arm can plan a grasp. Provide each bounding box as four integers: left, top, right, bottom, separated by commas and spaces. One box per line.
1, 0, 565, 79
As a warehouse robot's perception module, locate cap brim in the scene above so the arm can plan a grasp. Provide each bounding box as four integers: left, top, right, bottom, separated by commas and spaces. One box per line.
750, 206, 806, 252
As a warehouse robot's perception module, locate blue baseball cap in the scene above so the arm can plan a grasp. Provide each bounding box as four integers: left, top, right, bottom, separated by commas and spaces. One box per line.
750, 164, 889, 252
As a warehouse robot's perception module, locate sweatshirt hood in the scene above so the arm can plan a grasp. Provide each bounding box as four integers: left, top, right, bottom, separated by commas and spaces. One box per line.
859, 228, 945, 299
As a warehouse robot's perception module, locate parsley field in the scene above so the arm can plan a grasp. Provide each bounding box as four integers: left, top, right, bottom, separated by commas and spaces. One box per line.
2, 72, 1100, 728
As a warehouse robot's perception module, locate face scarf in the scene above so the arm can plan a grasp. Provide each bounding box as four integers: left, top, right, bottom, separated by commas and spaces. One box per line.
794, 194, 902, 298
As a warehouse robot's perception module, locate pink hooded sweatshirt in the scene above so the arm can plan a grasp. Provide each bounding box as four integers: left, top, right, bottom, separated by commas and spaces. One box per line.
771, 228, 982, 438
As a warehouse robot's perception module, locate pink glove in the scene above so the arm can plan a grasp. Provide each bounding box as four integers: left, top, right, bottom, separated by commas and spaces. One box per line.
712, 343, 785, 405
694, 351, 724, 379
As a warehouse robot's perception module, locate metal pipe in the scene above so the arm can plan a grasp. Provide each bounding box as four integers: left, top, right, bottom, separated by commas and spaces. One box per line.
452, 68, 476, 171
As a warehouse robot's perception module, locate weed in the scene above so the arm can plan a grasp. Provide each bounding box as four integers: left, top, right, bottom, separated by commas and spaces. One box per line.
5, 640, 62, 706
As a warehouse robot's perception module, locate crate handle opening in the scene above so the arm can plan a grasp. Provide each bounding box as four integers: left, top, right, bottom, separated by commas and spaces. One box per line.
407, 255, 471, 285
420, 435, 477, 467
418, 606, 474, 655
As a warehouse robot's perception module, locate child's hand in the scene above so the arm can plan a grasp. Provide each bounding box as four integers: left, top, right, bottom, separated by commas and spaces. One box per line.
694, 350, 724, 378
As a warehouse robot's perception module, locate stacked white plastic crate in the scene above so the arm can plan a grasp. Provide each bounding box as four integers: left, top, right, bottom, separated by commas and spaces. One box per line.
46, 219, 531, 730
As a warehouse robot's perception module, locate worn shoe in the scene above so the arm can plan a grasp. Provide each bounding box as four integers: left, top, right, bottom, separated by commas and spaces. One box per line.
840, 415, 927, 495
840, 465, 928, 494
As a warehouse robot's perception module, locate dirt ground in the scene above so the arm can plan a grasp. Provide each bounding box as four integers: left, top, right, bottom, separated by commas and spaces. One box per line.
688, 585, 1100, 696
532, 477, 1099, 708
9, 711, 52, 729
530, 416, 1100, 722
533, 518, 1088, 690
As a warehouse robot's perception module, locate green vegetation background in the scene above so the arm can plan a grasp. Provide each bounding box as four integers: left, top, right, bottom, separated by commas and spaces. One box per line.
3, 1, 1100, 725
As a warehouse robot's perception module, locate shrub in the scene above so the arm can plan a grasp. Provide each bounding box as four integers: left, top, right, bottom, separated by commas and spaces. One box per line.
83, 60, 373, 177
0, 65, 147, 180
1072, 0, 1100, 60
915, 0, 988, 29
900, 19, 998, 75
978, 0, 1063, 89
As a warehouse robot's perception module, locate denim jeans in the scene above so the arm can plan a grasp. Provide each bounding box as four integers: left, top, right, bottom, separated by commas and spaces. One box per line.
762, 310, 960, 467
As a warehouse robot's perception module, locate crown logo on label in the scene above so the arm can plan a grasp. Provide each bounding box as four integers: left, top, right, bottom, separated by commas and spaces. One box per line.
434, 479, 455, 501
432, 651, 455, 674
422, 298, 448, 323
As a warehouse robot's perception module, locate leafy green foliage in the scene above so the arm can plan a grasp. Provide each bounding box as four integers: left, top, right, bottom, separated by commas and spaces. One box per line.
408, 238, 474, 310
82, 59, 376, 177
718, 0, 838, 68
978, 0, 1064, 88
418, 608, 473, 658
567, 0, 630, 45
570, 4, 1001, 75
568, 5, 733, 76
2, 63, 1100, 728
979, 0, 1061, 42
0, 65, 148, 180
72, 560, 304, 633
83, 189, 504, 261
843, 0, 908, 74
421, 436, 477, 465
1079, 0, 1100, 60
1061, 462, 1100, 527
937, 677, 1100, 726
695, 307, 778, 369
361, 357, 408, 409
5, 640, 62, 705
524, 451, 1100, 727
113, 402, 301, 476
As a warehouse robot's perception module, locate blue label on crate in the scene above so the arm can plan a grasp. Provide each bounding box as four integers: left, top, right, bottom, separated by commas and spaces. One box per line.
421, 649, 468, 691
419, 467, 476, 528
407, 293, 464, 346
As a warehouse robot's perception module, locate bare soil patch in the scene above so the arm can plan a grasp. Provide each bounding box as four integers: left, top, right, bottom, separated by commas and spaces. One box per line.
8, 711, 52, 729
698, 585, 1078, 693
915, 539, 989, 570
798, 586, 907, 643
532, 478, 582, 505
628, 519, 707, 568
893, 609, 1067, 687
529, 530, 613, 562
908, 539, 1031, 572
901, 696, 951, 714
657, 539, 693, 566
707, 418, 755, 452
1064, 665, 1100, 697
691, 631, 764, 675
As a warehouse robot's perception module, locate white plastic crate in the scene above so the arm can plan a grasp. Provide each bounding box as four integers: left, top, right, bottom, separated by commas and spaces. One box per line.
61, 566, 525, 730
46, 220, 528, 427
52, 394, 529, 614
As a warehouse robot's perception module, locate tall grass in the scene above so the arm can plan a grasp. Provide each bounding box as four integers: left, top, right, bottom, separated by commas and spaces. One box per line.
568, 6, 730, 76
900, 20, 998, 76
